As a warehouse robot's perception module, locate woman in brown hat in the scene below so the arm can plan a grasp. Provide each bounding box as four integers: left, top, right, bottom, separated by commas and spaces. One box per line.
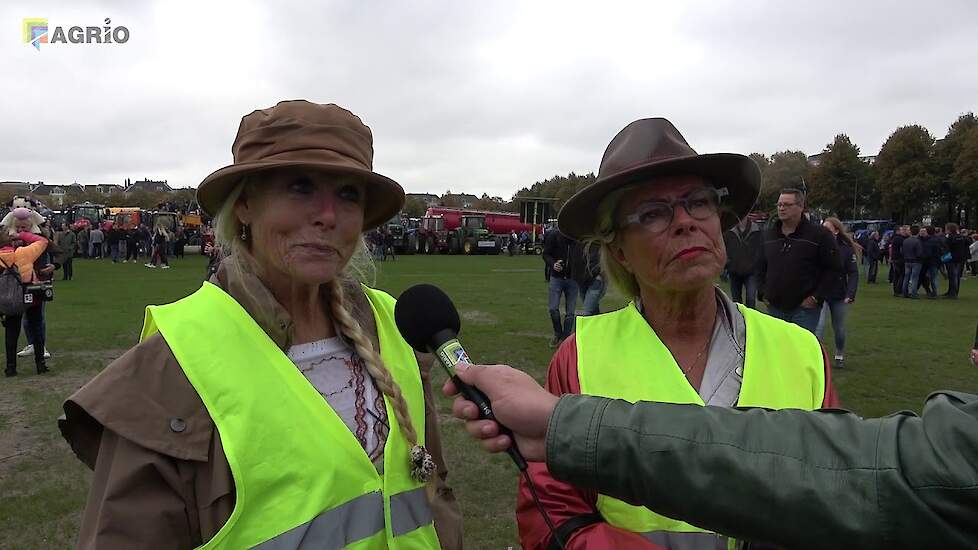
60, 100, 460, 549
515, 118, 840, 550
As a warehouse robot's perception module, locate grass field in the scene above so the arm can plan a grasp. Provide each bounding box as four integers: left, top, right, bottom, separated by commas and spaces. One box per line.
1, 253, 976, 549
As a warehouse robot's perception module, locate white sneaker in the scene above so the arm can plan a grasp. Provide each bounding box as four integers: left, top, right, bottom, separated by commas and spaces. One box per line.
161, 265, 171, 269
145, 263, 156, 268
17, 344, 33, 357
43, 348, 51, 359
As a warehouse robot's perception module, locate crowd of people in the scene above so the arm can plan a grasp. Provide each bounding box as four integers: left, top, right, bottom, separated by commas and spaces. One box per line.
880, 223, 978, 299
0, 206, 194, 375
63, 222, 188, 269
719, 189, 978, 370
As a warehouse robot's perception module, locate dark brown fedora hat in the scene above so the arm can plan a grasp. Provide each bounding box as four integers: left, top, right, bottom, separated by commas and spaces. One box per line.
196, 100, 404, 230
558, 118, 760, 239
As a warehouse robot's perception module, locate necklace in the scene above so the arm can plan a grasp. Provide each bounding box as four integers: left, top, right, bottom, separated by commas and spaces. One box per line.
680, 336, 712, 376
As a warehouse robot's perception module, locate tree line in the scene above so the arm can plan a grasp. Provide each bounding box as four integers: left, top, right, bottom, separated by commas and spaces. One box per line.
404, 112, 978, 228
762, 112, 978, 226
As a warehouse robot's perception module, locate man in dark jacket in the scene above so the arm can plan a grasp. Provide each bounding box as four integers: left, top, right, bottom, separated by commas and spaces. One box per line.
902, 225, 925, 298
542, 229, 582, 347
944, 223, 970, 298
757, 189, 840, 333
889, 225, 907, 296
106, 225, 123, 263
723, 216, 763, 308
865, 231, 883, 283
920, 227, 946, 298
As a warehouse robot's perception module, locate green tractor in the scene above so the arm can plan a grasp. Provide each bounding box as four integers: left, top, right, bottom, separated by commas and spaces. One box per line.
448, 215, 500, 255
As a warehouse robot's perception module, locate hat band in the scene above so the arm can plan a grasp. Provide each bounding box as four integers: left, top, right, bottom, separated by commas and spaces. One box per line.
233, 123, 373, 168
256, 147, 373, 172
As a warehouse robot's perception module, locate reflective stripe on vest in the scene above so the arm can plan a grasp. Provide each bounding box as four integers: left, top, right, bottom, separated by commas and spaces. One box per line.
140, 282, 439, 550
577, 302, 824, 542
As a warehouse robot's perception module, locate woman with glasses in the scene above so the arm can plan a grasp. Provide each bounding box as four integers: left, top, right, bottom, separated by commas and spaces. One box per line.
514, 118, 840, 550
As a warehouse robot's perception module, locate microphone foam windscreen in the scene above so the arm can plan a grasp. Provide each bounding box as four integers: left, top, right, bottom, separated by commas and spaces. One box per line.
394, 284, 461, 351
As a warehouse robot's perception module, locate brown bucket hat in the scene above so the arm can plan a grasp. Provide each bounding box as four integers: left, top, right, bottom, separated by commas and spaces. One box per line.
558, 118, 760, 239
196, 100, 404, 230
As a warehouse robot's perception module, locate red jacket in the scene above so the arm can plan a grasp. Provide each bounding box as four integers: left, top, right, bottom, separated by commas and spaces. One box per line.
516, 335, 841, 550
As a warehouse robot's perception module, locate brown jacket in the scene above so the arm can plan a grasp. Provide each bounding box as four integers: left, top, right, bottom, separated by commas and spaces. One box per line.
59, 255, 463, 549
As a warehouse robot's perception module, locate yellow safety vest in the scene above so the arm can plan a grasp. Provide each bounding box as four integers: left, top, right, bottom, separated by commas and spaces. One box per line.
576, 302, 824, 548
140, 282, 440, 550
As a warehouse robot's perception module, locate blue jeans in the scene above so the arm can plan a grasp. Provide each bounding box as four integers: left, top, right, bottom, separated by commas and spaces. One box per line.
815, 300, 849, 355
579, 277, 606, 316
766, 304, 821, 334
728, 272, 758, 309
548, 277, 579, 339
904, 262, 922, 297
110, 243, 120, 263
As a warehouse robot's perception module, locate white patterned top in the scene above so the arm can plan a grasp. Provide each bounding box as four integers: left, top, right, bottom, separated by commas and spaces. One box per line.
287, 337, 389, 463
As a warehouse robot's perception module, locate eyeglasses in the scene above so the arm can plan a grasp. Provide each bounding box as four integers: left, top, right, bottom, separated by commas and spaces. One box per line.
620, 187, 727, 233
776, 202, 798, 209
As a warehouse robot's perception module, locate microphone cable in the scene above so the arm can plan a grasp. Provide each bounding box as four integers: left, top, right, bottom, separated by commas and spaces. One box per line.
521, 464, 567, 550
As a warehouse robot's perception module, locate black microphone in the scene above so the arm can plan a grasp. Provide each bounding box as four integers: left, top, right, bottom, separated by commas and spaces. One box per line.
394, 283, 528, 470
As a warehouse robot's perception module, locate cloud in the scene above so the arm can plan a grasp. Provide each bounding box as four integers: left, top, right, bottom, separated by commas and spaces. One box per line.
1, 0, 976, 198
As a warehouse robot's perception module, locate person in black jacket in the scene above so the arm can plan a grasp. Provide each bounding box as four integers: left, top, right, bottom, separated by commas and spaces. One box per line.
920, 226, 946, 299
865, 231, 883, 283
757, 189, 841, 333
902, 225, 925, 298
542, 228, 581, 347
943, 223, 970, 298
723, 216, 763, 308
814, 218, 859, 369
889, 225, 907, 295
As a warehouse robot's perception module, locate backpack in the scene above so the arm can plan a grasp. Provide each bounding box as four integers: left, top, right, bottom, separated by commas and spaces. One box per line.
0, 257, 28, 317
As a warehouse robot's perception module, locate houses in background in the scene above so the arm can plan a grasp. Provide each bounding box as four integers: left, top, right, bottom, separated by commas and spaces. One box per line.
0, 178, 176, 208
405, 192, 440, 207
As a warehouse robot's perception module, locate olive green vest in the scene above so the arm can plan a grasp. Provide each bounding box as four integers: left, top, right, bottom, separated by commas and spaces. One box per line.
141, 282, 440, 549
577, 302, 824, 547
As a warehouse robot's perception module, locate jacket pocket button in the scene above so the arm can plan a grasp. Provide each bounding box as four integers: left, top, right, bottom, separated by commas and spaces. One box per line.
169, 418, 187, 433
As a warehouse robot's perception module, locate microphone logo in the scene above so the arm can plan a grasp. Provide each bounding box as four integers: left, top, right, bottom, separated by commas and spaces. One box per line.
434, 339, 471, 375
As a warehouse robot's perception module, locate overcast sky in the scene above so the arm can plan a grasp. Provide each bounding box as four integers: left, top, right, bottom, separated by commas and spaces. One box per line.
3, 0, 977, 198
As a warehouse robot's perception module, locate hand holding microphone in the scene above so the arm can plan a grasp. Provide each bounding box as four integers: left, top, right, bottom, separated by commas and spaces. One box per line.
443, 363, 557, 461
395, 284, 568, 549
395, 284, 549, 469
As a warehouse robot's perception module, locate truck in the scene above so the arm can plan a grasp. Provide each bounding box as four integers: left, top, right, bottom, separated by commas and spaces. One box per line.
416, 207, 544, 255
149, 211, 180, 232
108, 207, 145, 230
68, 202, 108, 231
383, 213, 418, 255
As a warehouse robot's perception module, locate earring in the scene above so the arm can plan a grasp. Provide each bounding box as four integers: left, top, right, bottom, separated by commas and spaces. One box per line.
240, 224, 249, 241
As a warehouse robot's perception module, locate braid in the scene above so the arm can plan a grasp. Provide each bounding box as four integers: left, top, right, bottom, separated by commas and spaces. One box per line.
328, 278, 434, 481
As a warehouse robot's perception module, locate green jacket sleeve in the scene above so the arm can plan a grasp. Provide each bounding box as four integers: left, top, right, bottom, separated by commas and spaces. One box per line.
546, 392, 978, 549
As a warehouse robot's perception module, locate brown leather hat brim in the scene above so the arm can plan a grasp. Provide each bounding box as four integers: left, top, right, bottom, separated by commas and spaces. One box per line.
196, 160, 405, 231
558, 153, 760, 239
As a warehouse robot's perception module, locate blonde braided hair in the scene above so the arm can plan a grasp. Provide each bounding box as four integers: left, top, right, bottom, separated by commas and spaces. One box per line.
214, 178, 434, 481
327, 277, 434, 482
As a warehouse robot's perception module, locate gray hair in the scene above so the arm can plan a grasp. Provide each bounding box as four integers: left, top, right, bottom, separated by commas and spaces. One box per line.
581, 185, 641, 299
